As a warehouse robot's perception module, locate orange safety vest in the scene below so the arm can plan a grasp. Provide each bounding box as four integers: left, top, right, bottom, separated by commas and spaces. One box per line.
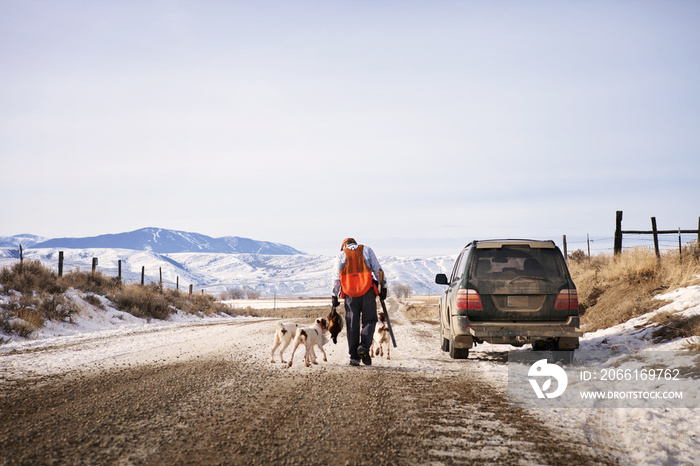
339, 245, 378, 298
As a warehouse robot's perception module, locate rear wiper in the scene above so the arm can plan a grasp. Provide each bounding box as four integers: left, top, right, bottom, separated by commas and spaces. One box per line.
509, 275, 546, 283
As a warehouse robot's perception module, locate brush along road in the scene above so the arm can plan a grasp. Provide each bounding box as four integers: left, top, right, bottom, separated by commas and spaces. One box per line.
0, 299, 615, 465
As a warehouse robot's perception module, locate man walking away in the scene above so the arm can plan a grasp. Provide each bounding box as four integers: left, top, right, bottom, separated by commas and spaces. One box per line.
332, 238, 387, 366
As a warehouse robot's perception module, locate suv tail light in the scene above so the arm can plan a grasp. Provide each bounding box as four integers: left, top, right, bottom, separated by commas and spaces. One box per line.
554, 289, 578, 310
457, 289, 483, 311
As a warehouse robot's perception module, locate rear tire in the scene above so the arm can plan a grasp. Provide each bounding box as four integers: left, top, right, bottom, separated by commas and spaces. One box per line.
441, 337, 450, 352
533, 340, 554, 351
449, 340, 469, 359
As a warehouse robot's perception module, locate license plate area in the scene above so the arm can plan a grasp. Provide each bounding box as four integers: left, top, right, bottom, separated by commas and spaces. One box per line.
492, 294, 546, 312
507, 295, 529, 308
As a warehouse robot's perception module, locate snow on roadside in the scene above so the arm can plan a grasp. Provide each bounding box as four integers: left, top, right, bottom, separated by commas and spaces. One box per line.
223, 298, 329, 309
580, 284, 700, 352
0, 290, 261, 378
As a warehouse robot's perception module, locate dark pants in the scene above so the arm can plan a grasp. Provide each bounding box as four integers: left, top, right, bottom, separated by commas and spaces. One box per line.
344, 289, 378, 360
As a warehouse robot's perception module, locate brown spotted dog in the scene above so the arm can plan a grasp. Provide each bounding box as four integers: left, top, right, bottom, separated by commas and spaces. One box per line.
287, 318, 329, 368
370, 311, 391, 359
270, 322, 304, 363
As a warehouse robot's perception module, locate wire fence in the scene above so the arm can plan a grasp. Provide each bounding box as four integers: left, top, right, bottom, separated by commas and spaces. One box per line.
565, 236, 700, 254
561, 212, 700, 259
614, 211, 700, 258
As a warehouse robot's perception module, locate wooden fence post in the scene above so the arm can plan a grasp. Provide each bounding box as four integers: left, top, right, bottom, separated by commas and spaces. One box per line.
176, 276, 179, 291
562, 235, 567, 260
19, 245, 23, 264
614, 210, 623, 255
615, 212, 699, 257
159, 267, 163, 291
141, 266, 145, 286
58, 251, 64, 277
189, 284, 193, 295
118, 260, 122, 281
92, 258, 98, 272
587, 234, 591, 259
679, 228, 683, 265
651, 217, 660, 259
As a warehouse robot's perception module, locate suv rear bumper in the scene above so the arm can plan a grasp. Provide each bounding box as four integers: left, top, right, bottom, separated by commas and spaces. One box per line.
451, 316, 583, 348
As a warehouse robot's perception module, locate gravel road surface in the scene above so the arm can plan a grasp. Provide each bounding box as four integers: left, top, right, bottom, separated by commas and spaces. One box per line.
0, 300, 618, 465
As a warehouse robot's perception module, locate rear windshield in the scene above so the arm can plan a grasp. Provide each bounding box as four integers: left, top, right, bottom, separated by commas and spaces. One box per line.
470, 246, 568, 282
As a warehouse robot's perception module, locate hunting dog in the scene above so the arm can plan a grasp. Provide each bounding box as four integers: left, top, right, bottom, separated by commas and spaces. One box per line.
287, 318, 329, 368
270, 322, 303, 363
370, 311, 391, 359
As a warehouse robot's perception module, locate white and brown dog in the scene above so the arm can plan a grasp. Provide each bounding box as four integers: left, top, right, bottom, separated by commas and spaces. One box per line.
270, 322, 304, 363
287, 317, 329, 368
370, 311, 391, 359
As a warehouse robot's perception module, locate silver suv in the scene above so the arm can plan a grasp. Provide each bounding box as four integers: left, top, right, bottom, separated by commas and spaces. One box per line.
435, 239, 582, 359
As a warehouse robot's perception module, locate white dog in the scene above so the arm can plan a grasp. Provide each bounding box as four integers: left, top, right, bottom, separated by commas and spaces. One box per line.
270, 322, 303, 363
370, 312, 391, 360
287, 318, 329, 368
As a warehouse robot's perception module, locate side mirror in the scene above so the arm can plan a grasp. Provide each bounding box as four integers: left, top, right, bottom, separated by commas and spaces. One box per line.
435, 273, 448, 285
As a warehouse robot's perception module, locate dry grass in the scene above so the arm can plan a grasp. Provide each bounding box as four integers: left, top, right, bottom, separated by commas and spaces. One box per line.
0, 261, 237, 338
36, 293, 78, 321
0, 260, 122, 296
684, 339, 700, 351
61, 269, 122, 295
568, 246, 700, 333
164, 288, 234, 316
106, 284, 236, 321
17, 308, 44, 330
0, 277, 79, 338
401, 296, 439, 324
108, 283, 173, 320
647, 311, 700, 344
0, 260, 64, 294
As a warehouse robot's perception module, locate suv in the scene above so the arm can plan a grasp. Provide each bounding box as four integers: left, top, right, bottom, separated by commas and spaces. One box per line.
435, 239, 581, 359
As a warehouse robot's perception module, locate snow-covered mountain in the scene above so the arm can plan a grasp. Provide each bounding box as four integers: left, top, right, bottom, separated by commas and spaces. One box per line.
0, 234, 48, 249
17, 228, 304, 255
0, 247, 455, 298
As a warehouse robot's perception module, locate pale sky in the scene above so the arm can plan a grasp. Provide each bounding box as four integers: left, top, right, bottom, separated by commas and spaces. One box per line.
2, 1, 699, 256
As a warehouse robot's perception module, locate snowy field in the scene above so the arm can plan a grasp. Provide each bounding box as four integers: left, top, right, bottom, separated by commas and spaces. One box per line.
223, 298, 330, 309
1, 287, 700, 464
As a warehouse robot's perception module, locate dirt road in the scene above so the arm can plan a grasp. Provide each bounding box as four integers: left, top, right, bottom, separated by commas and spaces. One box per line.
0, 301, 618, 465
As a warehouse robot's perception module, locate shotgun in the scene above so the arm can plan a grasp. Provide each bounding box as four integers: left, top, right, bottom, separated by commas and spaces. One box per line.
377, 270, 396, 347
379, 295, 397, 348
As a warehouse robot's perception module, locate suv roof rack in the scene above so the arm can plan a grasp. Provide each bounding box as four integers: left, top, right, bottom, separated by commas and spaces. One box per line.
472, 239, 556, 249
